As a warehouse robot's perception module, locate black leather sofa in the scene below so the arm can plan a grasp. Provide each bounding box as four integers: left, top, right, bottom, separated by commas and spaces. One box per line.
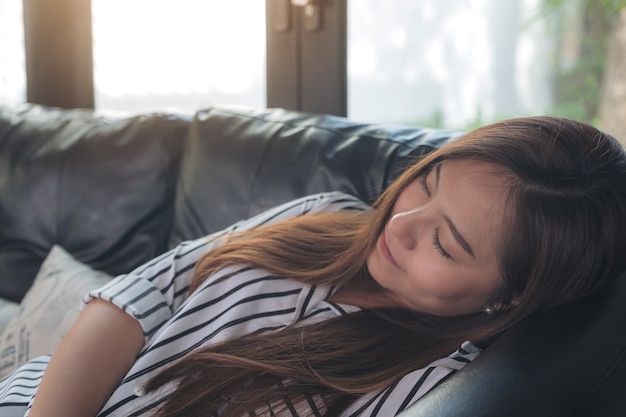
1, 103, 625, 416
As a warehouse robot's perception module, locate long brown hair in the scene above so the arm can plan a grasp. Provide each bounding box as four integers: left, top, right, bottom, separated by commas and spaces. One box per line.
145, 117, 626, 416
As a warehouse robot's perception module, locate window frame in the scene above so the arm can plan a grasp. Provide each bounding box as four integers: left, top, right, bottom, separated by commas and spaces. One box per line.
21, 0, 348, 114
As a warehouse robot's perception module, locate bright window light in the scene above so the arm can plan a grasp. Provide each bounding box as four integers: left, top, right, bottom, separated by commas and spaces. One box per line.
348, 0, 551, 129
0, 0, 26, 105
92, 0, 266, 112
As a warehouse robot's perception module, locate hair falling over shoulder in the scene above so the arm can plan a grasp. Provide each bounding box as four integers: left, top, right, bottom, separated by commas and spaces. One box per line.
145, 116, 626, 417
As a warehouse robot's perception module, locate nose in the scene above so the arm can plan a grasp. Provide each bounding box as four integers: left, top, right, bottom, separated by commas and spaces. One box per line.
387, 208, 423, 251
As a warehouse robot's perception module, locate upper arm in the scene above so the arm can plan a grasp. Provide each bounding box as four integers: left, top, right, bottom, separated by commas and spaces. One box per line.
81, 237, 211, 341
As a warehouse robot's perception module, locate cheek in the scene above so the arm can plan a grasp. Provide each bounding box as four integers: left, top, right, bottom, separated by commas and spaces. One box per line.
403, 260, 493, 310
403, 259, 460, 300
408, 265, 455, 294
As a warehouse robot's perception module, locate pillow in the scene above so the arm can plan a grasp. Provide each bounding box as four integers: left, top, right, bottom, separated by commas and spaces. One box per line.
0, 245, 112, 377
0, 298, 19, 334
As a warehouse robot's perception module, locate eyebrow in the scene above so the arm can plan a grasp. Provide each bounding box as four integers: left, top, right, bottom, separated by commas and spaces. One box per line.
444, 216, 475, 258
435, 163, 476, 258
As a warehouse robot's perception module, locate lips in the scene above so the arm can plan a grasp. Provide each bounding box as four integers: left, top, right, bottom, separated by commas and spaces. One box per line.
379, 229, 398, 267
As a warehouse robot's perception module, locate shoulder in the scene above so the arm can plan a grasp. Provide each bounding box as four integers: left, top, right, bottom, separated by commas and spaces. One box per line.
284, 191, 370, 215
229, 192, 370, 233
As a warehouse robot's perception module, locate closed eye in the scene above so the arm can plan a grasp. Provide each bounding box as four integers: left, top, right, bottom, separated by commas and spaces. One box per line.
432, 229, 452, 259
419, 173, 431, 197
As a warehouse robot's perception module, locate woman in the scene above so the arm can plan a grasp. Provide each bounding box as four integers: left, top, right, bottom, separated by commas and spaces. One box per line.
3, 116, 626, 416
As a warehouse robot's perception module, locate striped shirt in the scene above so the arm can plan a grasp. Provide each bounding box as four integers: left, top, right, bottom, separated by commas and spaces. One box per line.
0, 192, 480, 416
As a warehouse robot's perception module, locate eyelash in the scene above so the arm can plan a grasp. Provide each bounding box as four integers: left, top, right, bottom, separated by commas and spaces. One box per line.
432, 229, 452, 259
419, 170, 450, 259
419, 174, 431, 196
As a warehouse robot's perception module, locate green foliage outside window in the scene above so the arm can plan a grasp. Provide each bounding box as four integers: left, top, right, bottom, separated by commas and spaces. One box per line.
542, 0, 626, 124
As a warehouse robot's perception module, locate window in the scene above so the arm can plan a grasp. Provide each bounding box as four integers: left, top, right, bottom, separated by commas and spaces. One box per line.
0, 0, 26, 105
91, 0, 266, 112
347, 0, 552, 129
6, 0, 623, 145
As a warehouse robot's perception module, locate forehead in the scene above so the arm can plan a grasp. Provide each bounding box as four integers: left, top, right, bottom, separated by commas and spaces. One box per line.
439, 159, 512, 188
438, 159, 512, 260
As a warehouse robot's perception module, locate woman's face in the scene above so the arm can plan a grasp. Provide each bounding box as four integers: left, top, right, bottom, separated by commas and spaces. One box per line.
366, 159, 512, 316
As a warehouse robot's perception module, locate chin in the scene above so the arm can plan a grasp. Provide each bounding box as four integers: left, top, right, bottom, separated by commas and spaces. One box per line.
365, 257, 387, 288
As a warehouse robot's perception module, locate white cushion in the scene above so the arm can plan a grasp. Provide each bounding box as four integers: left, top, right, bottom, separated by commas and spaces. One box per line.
0, 245, 112, 377
0, 298, 19, 334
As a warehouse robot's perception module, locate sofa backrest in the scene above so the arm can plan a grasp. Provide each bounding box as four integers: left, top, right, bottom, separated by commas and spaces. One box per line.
168, 106, 460, 247
0, 104, 460, 302
0, 104, 189, 301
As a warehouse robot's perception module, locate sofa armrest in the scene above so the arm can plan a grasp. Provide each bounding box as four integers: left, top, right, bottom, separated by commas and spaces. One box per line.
400, 270, 626, 417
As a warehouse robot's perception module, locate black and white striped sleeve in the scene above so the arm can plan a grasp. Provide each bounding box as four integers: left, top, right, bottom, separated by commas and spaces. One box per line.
81, 192, 368, 341
341, 341, 481, 416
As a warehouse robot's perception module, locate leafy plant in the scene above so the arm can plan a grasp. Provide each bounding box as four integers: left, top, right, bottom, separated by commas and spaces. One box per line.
540, 0, 625, 124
